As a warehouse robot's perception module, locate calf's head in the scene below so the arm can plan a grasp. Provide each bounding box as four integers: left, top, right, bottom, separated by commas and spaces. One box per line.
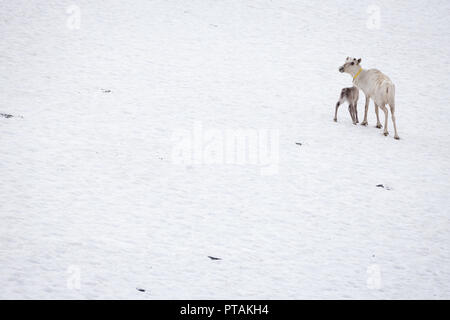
339, 57, 361, 74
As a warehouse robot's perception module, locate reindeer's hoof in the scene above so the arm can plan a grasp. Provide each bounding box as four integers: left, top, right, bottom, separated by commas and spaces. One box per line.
361, 121, 368, 126
384, 132, 389, 136
376, 124, 382, 129
394, 136, 400, 140
333, 118, 337, 122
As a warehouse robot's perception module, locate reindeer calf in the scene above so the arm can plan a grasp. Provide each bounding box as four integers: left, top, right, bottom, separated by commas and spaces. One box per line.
334, 86, 359, 125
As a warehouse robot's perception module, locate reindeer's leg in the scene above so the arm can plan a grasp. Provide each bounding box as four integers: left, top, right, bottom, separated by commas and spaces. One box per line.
348, 104, 353, 124
334, 101, 340, 122
355, 101, 359, 123
375, 104, 382, 128
380, 104, 389, 136
389, 103, 399, 139
349, 104, 357, 124
361, 95, 370, 126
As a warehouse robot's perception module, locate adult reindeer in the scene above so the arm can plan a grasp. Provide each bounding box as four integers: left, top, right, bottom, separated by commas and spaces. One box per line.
339, 57, 399, 140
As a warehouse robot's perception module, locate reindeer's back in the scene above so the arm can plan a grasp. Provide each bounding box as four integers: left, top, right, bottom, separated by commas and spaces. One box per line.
365, 69, 395, 106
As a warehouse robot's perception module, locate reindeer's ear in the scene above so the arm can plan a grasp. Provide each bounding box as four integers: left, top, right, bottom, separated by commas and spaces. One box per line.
346, 56, 350, 61
357, 58, 361, 64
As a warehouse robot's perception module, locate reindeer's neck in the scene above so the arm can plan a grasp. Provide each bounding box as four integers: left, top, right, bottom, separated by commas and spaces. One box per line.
351, 67, 363, 79
351, 67, 364, 87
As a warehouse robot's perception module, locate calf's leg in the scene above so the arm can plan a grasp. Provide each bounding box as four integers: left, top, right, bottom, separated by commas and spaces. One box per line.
334, 101, 340, 122
349, 104, 357, 124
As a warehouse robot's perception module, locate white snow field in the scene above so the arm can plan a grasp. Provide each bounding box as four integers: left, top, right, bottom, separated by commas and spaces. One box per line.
1, 0, 449, 299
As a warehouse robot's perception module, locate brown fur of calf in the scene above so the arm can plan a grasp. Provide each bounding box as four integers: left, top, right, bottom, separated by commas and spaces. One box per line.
334, 86, 359, 125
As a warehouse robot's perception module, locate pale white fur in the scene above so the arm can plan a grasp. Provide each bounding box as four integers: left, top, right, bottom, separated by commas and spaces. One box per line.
339, 57, 399, 139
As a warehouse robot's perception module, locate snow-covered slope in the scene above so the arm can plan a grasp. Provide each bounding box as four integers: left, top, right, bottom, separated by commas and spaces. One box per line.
1, 0, 449, 299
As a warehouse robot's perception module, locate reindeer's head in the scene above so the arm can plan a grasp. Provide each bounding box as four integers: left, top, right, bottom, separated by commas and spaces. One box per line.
339, 57, 361, 74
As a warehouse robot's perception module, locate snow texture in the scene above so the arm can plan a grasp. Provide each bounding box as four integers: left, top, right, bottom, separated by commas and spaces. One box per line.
1, 0, 449, 299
